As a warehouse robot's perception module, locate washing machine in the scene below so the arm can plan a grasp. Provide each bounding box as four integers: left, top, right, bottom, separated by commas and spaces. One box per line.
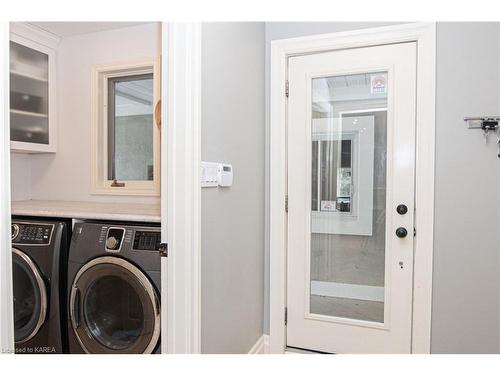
67, 222, 161, 354
11, 218, 71, 354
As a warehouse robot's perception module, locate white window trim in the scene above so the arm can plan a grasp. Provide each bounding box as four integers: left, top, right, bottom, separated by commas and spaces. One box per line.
270, 22, 436, 354
91, 59, 161, 196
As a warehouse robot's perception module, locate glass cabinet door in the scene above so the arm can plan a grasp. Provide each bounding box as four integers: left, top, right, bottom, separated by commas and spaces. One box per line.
10, 41, 50, 144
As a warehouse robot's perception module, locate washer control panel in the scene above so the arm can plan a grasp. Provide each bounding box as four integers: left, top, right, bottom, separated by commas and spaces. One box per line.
11, 224, 19, 240
133, 230, 161, 251
11, 223, 53, 245
97, 225, 160, 252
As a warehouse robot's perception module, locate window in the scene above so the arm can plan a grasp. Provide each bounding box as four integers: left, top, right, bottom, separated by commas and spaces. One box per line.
92, 61, 160, 196
107, 74, 154, 182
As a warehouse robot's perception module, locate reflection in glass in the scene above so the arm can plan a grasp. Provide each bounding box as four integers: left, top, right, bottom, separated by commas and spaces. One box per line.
312, 139, 353, 213
310, 72, 388, 323
9, 41, 49, 144
108, 74, 154, 181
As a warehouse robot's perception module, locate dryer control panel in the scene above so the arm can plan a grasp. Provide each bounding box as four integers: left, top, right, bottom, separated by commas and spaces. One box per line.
11, 222, 53, 245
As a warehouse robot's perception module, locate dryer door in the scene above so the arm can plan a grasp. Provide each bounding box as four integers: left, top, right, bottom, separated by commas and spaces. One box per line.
70, 256, 160, 354
12, 248, 48, 343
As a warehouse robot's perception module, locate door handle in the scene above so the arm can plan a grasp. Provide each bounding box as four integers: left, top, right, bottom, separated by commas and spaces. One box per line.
71, 286, 81, 329
155, 100, 161, 130
395, 227, 408, 238
396, 204, 408, 215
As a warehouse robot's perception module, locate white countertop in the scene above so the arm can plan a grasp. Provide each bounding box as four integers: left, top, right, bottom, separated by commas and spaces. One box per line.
11, 200, 161, 223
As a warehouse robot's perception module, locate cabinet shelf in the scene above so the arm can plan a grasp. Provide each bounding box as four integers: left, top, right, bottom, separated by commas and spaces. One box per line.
10, 23, 57, 153
10, 109, 48, 118
10, 69, 48, 83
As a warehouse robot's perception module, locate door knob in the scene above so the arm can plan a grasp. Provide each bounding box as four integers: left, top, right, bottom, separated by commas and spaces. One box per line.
396, 204, 408, 215
396, 227, 408, 238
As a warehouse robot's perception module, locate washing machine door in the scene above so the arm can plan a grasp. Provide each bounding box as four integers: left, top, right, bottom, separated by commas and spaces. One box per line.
70, 256, 160, 354
12, 248, 48, 344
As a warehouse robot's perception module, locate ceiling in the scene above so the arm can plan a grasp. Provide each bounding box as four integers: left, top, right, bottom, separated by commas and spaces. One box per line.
28, 22, 153, 37
115, 76, 154, 117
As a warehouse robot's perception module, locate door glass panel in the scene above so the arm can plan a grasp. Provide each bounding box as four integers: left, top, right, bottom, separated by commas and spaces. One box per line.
10, 41, 50, 144
310, 72, 388, 323
12, 255, 41, 342
84, 275, 145, 350
13, 261, 37, 330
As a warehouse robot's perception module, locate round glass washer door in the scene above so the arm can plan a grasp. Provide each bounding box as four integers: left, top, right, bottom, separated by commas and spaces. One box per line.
70, 256, 160, 354
12, 248, 47, 344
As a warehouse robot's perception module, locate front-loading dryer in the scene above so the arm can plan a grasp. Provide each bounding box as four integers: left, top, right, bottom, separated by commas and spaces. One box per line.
11, 218, 71, 354
67, 222, 161, 354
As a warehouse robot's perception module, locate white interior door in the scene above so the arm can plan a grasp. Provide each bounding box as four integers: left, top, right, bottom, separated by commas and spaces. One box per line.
286, 42, 417, 353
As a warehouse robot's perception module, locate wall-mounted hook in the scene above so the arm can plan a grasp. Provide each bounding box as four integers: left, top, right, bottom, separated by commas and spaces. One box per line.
464, 117, 500, 151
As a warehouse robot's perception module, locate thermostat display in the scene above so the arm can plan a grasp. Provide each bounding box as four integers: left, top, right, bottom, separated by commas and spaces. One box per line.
218, 163, 233, 187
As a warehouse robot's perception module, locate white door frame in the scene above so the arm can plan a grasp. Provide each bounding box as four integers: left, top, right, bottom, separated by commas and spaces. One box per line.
269, 22, 436, 354
162, 22, 202, 354
0, 21, 14, 353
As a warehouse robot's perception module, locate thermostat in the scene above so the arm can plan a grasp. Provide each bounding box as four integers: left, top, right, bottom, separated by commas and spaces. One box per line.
217, 164, 233, 187
201, 161, 219, 187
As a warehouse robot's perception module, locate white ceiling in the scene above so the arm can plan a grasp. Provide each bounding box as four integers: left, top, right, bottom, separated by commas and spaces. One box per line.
28, 22, 153, 37
115, 77, 154, 117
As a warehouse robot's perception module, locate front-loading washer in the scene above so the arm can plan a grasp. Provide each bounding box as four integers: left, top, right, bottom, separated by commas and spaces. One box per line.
11, 218, 71, 354
67, 222, 161, 354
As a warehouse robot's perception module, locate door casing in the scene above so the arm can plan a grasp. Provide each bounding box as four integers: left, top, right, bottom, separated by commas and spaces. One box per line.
0, 21, 14, 353
269, 22, 436, 354
162, 22, 202, 354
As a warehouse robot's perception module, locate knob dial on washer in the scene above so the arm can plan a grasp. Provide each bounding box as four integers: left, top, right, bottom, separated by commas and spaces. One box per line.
106, 236, 120, 250
11, 224, 19, 240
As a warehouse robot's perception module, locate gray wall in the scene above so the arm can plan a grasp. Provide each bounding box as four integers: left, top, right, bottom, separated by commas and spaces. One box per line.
264, 22, 500, 353
201, 22, 266, 353
432, 22, 500, 353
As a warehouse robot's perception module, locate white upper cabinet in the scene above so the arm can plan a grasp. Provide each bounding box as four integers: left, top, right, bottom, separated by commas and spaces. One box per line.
10, 23, 59, 153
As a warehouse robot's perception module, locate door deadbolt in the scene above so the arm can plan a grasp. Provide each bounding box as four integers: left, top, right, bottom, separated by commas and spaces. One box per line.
396, 204, 408, 215
396, 227, 408, 238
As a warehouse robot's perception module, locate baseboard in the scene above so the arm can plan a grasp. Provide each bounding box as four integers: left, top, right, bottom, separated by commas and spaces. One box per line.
248, 334, 270, 354
311, 281, 384, 302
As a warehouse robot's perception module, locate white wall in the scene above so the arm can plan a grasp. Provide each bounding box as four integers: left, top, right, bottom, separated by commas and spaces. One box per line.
12, 23, 160, 204
10, 154, 31, 201
201, 22, 265, 353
